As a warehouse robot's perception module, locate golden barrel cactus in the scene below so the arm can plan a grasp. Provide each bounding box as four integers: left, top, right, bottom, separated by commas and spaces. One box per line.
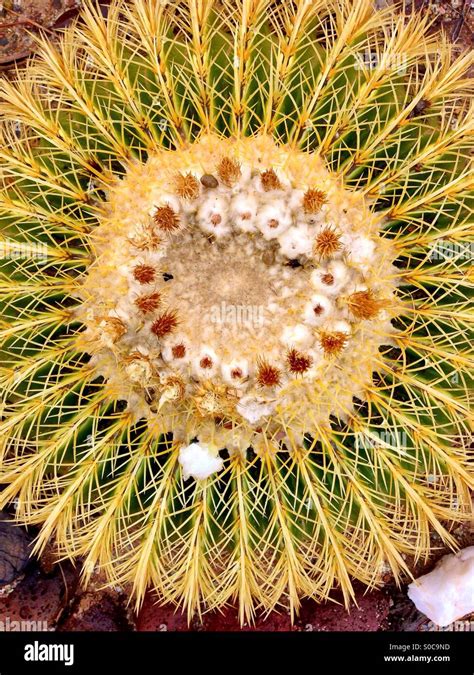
0, 0, 472, 622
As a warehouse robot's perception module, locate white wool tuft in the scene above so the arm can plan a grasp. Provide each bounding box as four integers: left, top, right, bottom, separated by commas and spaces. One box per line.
310, 260, 351, 295
221, 358, 250, 385
280, 323, 313, 349
256, 201, 292, 239
178, 442, 224, 481
303, 294, 333, 326
347, 235, 376, 264
237, 396, 275, 425
192, 347, 220, 378
278, 223, 314, 258
231, 193, 259, 232
331, 319, 352, 335
197, 195, 231, 237
149, 193, 181, 217
408, 547, 474, 626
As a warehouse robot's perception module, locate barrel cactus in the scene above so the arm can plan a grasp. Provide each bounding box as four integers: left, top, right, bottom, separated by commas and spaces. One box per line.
0, 0, 472, 622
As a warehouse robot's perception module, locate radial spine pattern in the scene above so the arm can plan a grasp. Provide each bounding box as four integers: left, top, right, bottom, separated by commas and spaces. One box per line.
0, 0, 473, 623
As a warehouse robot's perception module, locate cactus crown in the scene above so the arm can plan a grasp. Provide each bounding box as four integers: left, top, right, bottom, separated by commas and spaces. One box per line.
0, 0, 472, 623
79, 134, 398, 432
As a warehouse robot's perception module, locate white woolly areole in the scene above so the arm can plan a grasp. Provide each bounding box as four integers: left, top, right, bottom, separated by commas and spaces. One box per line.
345, 234, 376, 265
331, 320, 352, 335
303, 294, 334, 325
178, 442, 224, 480
192, 347, 220, 379
278, 222, 314, 258
256, 201, 292, 239
237, 396, 276, 425
149, 193, 181, 217
197, 194, 231, 238
221, 358, 250, 385
311, 260, 352, 295
280, 323, 313, 349
407, 547, 474, 627
231, 193, 259, 232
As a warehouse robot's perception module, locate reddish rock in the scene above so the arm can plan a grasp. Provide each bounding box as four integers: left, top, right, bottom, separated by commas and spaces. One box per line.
136, 598, 188, 631
57, 572, 134, 632
136, 595, 293, 632
297, 587, 391, 632
136, 585, 390, 632
0, 563, 78, 630
58, 591, 133, 632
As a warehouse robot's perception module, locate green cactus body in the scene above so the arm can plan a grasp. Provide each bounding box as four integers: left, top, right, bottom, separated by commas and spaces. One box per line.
0, 0, 472, 622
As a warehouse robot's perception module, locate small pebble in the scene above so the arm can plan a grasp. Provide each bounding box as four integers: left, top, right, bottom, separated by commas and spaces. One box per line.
262, 249, 275, 266
200, 174, 219, 189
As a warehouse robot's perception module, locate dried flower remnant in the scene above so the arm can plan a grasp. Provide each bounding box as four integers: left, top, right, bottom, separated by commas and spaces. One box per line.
97, 317, 127, 347
151, 310, 179, 338
153, 204, 180, 233
133, 264, 156, 284
320, 331, 349, 357
286, 348, 313, 374
314, 226, 342, 258
135, 291, 162, 314
128, 224, 161, 251
256, 359, 281, 388
217, 157, 241, 186
346, 290, 383, 320
193, 382, 236, 418
303, 188, 327, 214
158, 375, 185, 409
260, 168, 281, 191
174, 172, 200, 199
